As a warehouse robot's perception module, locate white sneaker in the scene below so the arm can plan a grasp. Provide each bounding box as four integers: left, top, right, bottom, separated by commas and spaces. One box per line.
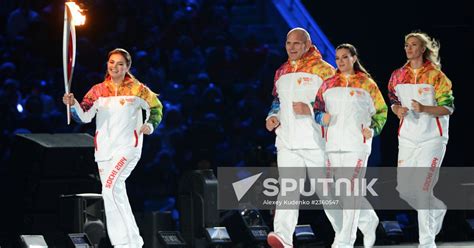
363, 217, 379, 247
435, 208, 447, 235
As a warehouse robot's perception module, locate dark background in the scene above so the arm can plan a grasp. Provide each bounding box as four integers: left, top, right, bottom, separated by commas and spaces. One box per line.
304, 0, 472, 166
0, 0, 472, 246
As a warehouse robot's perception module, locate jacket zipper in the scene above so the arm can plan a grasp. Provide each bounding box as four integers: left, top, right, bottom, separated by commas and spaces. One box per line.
289, 60, 298, 147
340, 74, 350, 150
414, 68, 418, 84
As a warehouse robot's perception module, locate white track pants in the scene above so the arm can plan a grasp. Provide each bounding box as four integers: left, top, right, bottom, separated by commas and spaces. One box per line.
396, 140, 447, 248
327, 152, 379, 248
98, 149, 144, 248
273, 148, 329, 245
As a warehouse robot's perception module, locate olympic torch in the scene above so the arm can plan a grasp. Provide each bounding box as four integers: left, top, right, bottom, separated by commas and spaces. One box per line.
63, 1, 85, 124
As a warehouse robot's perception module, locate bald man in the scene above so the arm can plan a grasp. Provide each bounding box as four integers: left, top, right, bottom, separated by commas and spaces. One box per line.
266, 28, 336, 248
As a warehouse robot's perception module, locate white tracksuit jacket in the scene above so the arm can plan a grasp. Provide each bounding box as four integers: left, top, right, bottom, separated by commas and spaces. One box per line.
267, 46, 335, 150
314, 71, 388, 153
388, 60, 454, 147
71, 76, 163, 162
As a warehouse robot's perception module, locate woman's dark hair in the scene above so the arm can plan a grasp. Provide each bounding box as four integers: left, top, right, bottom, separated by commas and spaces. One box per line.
336, 43, 371, 78
104, 48, 135, 79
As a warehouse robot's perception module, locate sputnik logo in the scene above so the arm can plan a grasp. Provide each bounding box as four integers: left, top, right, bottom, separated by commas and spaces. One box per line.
232, 173, 262, 201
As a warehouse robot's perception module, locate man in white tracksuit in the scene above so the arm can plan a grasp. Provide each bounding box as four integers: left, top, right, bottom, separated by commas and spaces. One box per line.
388, 32, 454, 248
63, 48, 163, 248
314, 43, 387, 248
265, 27, 335, 248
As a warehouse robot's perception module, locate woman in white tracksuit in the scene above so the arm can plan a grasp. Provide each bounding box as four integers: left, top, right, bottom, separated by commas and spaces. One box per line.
314, 43, 387, 248
388, 32, 454, 248
63, 48, 163, 248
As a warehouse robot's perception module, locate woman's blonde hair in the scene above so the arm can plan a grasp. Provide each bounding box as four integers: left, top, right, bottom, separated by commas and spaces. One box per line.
405, 32, 441, 68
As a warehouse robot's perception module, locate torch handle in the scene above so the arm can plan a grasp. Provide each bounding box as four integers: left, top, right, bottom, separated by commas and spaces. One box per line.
67, 103, 71, 125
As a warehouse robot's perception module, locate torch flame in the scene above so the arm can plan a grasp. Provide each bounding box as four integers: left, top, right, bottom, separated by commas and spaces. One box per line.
66, 1, 86, 26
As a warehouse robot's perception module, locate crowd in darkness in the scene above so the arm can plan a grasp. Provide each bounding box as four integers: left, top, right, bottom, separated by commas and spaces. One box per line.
0, 0, 286, 213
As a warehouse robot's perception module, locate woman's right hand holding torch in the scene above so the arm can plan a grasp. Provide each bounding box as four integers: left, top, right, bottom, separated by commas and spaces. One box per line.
63, 93, 76, 106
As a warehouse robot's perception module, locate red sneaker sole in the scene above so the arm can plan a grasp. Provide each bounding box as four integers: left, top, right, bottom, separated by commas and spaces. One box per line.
267, 234, 286, 248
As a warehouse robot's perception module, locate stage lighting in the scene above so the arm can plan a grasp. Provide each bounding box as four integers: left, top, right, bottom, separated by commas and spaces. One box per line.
294, 224, 317, 242
59, 193, 106, 247
178, 169, 218, 246
241, 209, 270, 242
241, 209, 265, 226
381, 221, 403, 236
157, 231, 186, 247
380, 221, 403, 244
205, 227, 232, 246
67, 233, 92, 248
222, 209, 270, 245
135, 211, 175, 248
19, 235, 48, 248
248, 225, 269, 242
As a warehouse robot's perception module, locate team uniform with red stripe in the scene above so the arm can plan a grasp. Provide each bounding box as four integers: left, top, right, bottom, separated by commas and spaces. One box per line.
314, 71, 387, 248
267, 46, 335, 247
71, 75, 163, 248
388, 60, 454, 248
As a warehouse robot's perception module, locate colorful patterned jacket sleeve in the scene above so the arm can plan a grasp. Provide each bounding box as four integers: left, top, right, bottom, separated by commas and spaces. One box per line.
267, 70, 281, 118
312, 60, 335, 126
434, 71, 454, 111
71, 84, 101, 123
367, 80, 388, 136
138, 84, 163, 130
313, 79, 329, 126
387, 70, 402, 106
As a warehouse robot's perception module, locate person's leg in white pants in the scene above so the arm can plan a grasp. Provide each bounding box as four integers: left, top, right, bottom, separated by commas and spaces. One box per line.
358, 200, 379, 248
328, 152, 378, 248
273, 148, 306, 246
397, 141, 447, 248
305, 151, 343, 246
98, 149, 144, 248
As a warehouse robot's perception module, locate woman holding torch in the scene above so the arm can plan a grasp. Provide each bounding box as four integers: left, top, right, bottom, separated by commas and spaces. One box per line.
63, 48, 163, 248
